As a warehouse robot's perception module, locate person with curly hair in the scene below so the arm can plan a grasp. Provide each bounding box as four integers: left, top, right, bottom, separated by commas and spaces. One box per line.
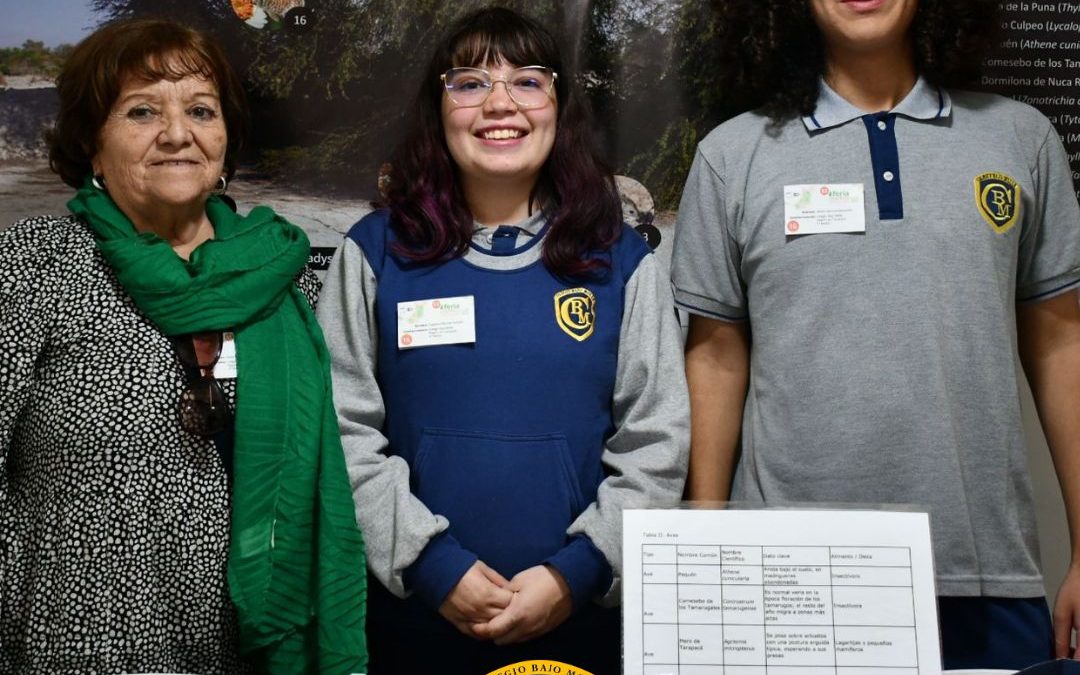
671, 0, 1080, 669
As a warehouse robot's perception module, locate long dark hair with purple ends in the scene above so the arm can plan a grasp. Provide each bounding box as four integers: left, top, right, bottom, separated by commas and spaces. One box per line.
384, 6, 623, 278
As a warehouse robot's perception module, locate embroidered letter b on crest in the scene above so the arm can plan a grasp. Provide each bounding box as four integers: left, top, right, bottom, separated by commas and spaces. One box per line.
554, 288, 596, 342
974, 172, 1021, 234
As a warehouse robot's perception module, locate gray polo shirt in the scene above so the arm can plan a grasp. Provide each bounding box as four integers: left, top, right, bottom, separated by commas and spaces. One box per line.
671, 77, 1080, 596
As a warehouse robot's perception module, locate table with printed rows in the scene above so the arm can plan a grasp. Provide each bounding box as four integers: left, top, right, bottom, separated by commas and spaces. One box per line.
641, 545, 920, 675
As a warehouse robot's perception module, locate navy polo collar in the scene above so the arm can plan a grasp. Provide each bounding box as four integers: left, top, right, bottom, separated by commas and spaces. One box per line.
469, 209, 548, 257
802, 75, 952, 131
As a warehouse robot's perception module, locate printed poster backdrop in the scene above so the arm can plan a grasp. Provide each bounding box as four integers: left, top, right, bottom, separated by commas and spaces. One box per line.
3, 0, 710, 274
1, 0, 1077, 600
982, 1, 1080, 201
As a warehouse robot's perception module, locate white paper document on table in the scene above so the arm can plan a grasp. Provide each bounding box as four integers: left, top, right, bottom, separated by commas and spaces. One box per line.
623, 509, 940, 675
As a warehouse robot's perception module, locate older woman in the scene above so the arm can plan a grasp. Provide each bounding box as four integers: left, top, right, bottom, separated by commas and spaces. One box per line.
0, 18, 366, 673
317, 7, 689, 673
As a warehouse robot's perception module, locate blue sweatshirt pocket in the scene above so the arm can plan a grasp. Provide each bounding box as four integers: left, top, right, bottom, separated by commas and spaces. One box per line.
412, 427, 586, 578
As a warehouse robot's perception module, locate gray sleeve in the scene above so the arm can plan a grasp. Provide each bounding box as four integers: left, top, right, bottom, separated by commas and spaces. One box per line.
1017, 122, 1080, 301
670, 144, 748, 321
566, 253, 690, 605
316, 239, 450, 598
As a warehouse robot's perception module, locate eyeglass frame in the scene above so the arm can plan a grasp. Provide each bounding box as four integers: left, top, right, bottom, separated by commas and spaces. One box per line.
172, 331, 232, 437
440, 65, 558, 109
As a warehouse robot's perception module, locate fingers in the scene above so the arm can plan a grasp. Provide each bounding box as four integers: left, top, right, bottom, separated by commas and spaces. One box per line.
1052, 606, 1077, 659
475, 597, 520, 641
460, 562, 514, 611
492, 610, 532, 645
438, 560, 516, 638
441, 563, 572, 643
492, 595, 548, 645
476, 582, 514, 613
491, 566, 574, 645
477, 560, 511, 588
1053, 610, 1070, 659
1052, 568, 1080, 658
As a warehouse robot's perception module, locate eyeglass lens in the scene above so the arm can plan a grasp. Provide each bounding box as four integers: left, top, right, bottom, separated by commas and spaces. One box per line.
179, 375, 230, 437
174, 332, 231, 437
443, 66, 555, 108
174, 332, 222, 371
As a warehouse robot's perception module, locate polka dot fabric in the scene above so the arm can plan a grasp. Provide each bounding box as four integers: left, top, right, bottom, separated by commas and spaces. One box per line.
0, 215, 320, 673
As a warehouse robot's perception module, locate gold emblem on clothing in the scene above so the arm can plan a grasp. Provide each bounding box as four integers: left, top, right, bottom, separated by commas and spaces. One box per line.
974, 172, 1021, 234
487, 661, 594, 675
554, 287, 596, 342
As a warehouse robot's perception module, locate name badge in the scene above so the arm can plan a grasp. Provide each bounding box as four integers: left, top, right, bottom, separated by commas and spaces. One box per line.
213, 332, 238, 379
397, 295, 476, 349
783, 183, 866, 235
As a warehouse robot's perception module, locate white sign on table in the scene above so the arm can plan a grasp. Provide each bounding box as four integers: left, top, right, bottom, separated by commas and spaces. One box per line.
623, 509, 940, 675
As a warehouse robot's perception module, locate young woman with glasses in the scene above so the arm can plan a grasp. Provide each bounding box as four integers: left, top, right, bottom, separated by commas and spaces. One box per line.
317, 6, 689, 672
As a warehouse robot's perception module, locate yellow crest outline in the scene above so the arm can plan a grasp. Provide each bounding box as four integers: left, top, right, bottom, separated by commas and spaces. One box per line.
487, 660, 594, 675
554, 287, 596, 342
973, 171, 1021, 234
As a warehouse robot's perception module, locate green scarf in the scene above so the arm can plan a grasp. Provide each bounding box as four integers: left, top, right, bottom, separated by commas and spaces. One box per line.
69, 180, 368, 674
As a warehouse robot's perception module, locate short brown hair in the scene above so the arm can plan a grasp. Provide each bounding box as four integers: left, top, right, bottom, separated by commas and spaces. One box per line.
48, 18, 250, 188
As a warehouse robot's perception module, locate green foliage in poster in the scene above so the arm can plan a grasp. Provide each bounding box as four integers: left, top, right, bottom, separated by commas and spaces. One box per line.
0, 41, 71, 79
78, 0, 733, 209
624, 116, 700, 211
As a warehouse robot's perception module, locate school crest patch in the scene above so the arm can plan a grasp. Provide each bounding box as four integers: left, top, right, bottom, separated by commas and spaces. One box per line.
488, 661, 594, 675
973, 172, 1021, 234
554, 287, 596, 342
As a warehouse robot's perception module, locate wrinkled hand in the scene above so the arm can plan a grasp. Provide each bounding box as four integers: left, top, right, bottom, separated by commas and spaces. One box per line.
438, 561, 513, 638
1053, 563, 1080, 658
474, 565, 574, 645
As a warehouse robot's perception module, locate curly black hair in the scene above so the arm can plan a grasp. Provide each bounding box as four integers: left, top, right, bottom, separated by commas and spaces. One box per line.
712, 0, 1001, 121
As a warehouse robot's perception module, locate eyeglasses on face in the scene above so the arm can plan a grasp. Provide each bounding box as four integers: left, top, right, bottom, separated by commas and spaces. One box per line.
441, 66, 557, 109
173, 331, 232, 437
